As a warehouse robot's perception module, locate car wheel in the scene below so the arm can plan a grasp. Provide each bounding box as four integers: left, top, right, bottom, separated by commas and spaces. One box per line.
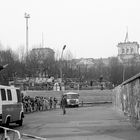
5, 117, 10, 128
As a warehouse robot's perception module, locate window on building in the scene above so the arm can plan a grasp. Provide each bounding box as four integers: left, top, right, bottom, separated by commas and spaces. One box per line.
131, 48, 133, 53
126, 48, 129, 54
122, 48, 125, 54
7, 89, 12, 101
1, 89, 6, 101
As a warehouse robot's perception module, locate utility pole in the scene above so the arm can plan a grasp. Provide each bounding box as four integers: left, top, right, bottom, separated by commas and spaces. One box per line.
24, 13, 30, 59
60, 45, 66, 90
123, 64, 126, 82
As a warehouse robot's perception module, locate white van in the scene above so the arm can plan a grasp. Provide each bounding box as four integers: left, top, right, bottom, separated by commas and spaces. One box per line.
0, 85, 24, 127
63, 92, 79, 107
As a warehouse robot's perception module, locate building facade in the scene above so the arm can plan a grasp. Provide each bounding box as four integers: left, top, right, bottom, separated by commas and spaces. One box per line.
117, 33, 140, 63
30, 47, 55, 77
30, 47, 55, 62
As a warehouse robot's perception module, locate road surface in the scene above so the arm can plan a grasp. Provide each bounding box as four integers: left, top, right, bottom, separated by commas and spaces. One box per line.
7, 104, 139, 140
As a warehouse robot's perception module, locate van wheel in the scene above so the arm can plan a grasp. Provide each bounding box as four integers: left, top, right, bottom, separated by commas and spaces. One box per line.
17, 116, 23, 126
5, 117, 10, 128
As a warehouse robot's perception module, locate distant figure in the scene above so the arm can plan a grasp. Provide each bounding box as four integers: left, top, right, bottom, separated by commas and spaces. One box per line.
61, 95, 67, 115
101, 84, 104, 90
49, 97, 53, 109
53, 97, 57, 109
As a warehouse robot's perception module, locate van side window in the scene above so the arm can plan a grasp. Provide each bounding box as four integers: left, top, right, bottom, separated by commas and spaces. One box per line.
7, 89, 12, 101
16, 89, 21, 102
1, 89, 6, 101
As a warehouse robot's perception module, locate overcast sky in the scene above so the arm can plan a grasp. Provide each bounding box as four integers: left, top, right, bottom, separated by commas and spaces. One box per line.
0, 0, 140, 58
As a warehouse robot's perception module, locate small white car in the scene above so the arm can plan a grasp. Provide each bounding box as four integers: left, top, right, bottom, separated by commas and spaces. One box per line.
62, 92, 79, 107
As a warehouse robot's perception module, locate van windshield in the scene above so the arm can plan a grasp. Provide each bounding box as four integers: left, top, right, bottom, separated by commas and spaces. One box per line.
67, 94, 79, 99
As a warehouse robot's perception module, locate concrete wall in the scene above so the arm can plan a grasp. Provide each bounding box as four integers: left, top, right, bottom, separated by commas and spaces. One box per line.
113, 74, 140, 119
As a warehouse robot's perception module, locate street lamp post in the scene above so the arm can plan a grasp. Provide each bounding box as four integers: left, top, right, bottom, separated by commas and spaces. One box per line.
24, 13, 30, 59
123, 63, 126, 82
122, 60, 127, 82
60, 45, 66, 90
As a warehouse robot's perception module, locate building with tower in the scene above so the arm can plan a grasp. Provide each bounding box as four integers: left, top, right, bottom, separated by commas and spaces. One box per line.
117, 32, 140, 63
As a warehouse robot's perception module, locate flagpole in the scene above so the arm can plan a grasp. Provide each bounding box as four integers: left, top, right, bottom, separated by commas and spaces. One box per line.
124, 27, 129, 42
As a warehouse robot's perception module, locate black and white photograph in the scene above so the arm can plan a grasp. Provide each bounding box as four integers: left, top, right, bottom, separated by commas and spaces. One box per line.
0, 0, 140, 139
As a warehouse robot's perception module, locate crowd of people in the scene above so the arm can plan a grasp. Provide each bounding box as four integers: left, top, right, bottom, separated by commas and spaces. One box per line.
22, 95, 58, 113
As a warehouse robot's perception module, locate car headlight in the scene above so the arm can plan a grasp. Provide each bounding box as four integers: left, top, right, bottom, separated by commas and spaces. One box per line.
67, 99, 70, 104
76, 100, 79, 103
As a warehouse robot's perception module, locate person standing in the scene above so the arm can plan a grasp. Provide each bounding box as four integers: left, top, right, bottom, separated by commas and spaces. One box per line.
49, 97, 53, 110
61, 95, 67, 115
53, 97, 57, 109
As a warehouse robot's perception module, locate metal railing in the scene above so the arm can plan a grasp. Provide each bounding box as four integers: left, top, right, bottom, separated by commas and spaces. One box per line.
21, 133, 46, 140
0, 126, 46, 140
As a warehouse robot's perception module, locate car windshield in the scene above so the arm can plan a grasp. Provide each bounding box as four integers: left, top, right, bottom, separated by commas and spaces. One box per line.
67, 94, 79, 99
